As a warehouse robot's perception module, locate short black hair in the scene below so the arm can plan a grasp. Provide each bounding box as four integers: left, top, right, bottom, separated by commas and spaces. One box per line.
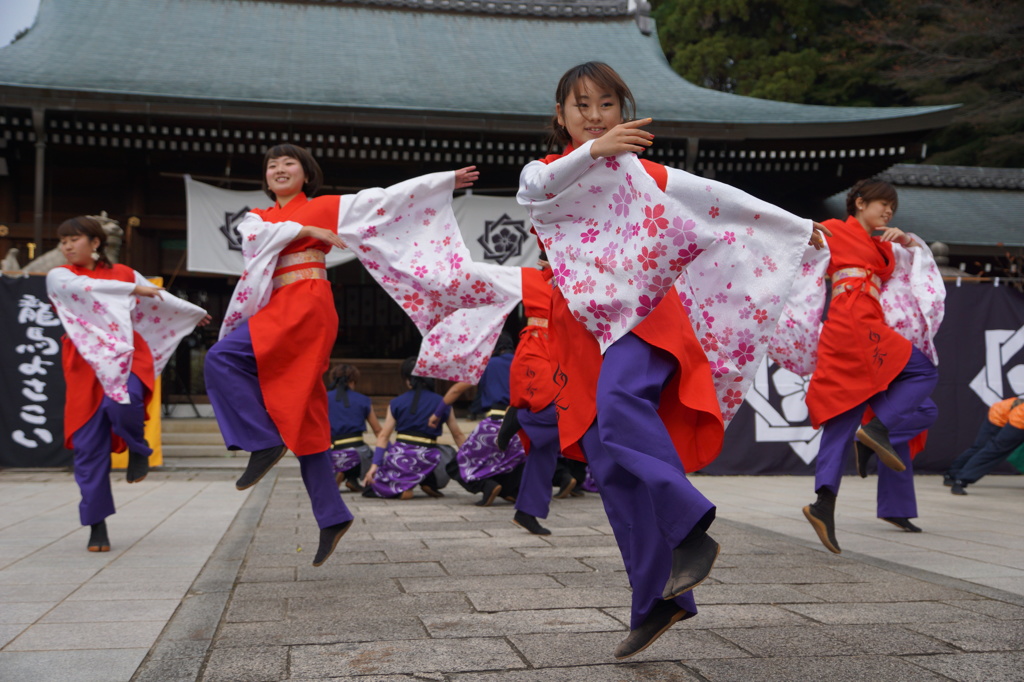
261, 144, 323, 201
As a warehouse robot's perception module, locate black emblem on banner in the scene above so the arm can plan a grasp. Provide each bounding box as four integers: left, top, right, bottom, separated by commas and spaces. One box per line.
219, 207, 251, 252
477, 214, 528, 265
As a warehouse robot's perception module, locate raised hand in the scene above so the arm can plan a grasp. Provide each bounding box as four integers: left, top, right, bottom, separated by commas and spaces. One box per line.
454, 166, 480, 189
299, 225, 347, 250
590, 119, 654, 159
809, 222, 833, 250
133, 284, 165, 299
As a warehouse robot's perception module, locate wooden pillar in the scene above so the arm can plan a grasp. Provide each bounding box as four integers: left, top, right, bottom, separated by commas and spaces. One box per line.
31, 107, 45, 249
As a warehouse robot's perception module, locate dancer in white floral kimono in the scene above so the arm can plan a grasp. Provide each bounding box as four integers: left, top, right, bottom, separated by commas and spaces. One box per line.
47, 216, 209, 551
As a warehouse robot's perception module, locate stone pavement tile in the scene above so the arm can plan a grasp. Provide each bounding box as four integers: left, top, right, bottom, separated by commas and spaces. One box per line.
0, 648, 149, 682
384, 547, 521, 563
239, 565, 298, 583
687, 654, 948, 681
713, 624, 863, 657
783, 601, 991, 625
132, 655, 205, 682
65, 579, 194, 601
486, 525, 605, 538
0, 623, 28, 648
0, 566, 102, 585
0, 601, 55, 624
942, 599, 1024, 620
288, 591, 474, 617
224, 597, 287, 623
39, 598, 179, 623
246, 547, 400, 568
533, 534, 617, 548
370, 530, 490, 541
552, 571, 630, 589
906, 620, 1024, 651
422, 535, 553, 550
4, 620, 166, 651
295, 560, 445, 582
581, 557, 629, 572
821, 624, 959, 655
288, 637, 526, 677
232, 578, 402, 600
466, 587, 632, 612
441, 557, 592, 576
970, 576, 1024, 595
510, 629, 749, 667
905, 651, 1024, 682
450, 661, 701, 681
0, 583, 78, 602
791, 579, 983, 603
203, 645, 288, 682
710, 565, 868, 585
887, 555, 1024, 580
422, 608, 623, 637
698, 584, 823, 605
215, 613, 428, 647
604, 604, 812, 630
515, 546, 622, 559
90, 564, 204, 584
399, 574, 564, 593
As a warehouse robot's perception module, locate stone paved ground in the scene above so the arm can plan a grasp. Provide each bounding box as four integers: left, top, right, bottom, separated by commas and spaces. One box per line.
134, 471, 1024, 682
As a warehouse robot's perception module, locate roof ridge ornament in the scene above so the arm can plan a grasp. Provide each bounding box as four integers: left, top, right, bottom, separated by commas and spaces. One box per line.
630, 0, 653, 35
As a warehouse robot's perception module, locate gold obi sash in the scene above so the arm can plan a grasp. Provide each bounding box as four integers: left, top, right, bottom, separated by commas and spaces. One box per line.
272, 249, 327, 289
831, 267, 882, 303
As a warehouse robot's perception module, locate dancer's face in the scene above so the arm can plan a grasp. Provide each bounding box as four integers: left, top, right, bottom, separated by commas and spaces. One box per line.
264, 155, 307, 202
855, 198, 895, 232
556, 77, 624, 150
59, 233, 100, 268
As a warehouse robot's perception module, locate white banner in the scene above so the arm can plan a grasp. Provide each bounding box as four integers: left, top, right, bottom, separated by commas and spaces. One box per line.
453, 194, 542, 268
184, 176, 355, 275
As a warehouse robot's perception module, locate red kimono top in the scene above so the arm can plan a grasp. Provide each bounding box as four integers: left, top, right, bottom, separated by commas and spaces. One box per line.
60, 263, 154, 450
806, 215, 912, 427
248, 193, 339, 456
538, 152, 724, 470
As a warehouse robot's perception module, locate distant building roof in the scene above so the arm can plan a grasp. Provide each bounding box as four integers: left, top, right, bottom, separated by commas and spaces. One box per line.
0, 0, 955, 139
823, 165, 1024, 248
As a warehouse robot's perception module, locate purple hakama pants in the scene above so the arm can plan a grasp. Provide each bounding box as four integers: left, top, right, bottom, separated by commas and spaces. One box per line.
204, 321, 351, 529
73, 374, 152, 526
815, 347, 938, 518
515, 404, 561, 519
581, 332, 713, 629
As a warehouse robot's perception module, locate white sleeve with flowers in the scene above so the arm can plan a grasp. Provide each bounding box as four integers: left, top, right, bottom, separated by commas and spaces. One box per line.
218, 213, 302, 340
335, 171, 522, 383
767, 244, 829, 377
47, 267, 206, 404
519, 141, 813, 423
880, 234, 945, 365
129, 271, 208, 375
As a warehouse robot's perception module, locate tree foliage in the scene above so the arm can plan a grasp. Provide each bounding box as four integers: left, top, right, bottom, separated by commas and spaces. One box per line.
651, 0, 1024, 167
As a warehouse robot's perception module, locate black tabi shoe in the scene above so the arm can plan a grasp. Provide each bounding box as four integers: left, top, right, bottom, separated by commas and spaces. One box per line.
87, 521, 110, 552
951, 480, 968, 496
496, 406, 521, 451
344, 478, 365, 493
803, 490, 841, 554
613, 599, 688, 660
475, 480, 502, 507
512, 510, 551, 536
420, 483, 445, 498
882, 517, 922, 533
126, 450, 150, 483
855, 418, 905, 473
312, 520, 352, 567
662, 532, 721, 600
853, 440, 873, 479
554, 475, 577, 500
942, 473, 955, 487
235, 445, 287, 491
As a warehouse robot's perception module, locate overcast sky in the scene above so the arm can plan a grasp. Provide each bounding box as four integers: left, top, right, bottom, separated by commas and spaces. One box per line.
0, 0, 41, 48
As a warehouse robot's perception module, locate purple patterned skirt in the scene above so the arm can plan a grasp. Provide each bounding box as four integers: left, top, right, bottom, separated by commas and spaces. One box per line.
329, 443, 372, 478
368, 441, 442, 498
457, 416, 527, 482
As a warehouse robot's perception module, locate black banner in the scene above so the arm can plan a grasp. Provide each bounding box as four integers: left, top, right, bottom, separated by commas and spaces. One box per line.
0, 275, 72, 467
706, 282, 1024, 476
